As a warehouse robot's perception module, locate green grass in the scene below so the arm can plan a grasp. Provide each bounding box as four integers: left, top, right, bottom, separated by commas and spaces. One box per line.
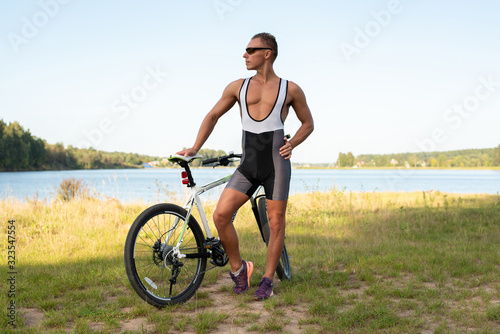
1, 190, 500, 333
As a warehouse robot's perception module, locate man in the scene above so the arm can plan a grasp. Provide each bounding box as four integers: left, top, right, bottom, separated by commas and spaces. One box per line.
177, 32, 314, 300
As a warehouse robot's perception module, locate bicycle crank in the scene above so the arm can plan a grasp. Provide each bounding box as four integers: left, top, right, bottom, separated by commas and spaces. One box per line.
204, 237, 229, 267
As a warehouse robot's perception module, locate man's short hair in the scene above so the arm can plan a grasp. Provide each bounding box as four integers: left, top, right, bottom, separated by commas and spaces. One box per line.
252, 32, 278, 62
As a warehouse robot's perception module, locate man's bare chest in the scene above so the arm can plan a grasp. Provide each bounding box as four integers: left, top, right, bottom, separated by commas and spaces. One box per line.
245, 82, 280, 120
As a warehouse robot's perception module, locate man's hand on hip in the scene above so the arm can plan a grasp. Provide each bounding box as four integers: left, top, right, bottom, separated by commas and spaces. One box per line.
279, 137, 293, 160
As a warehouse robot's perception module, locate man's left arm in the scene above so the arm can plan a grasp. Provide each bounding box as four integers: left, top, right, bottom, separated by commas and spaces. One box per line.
279, 82, 314, 159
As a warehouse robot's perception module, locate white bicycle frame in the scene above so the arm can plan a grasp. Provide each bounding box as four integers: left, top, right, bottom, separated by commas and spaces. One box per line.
165, 173, 233, 258
163, 153, 265, 263
182, 175, 233, 239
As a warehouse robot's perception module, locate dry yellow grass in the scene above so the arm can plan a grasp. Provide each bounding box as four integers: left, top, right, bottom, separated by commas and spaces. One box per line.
2, 190, 500, 333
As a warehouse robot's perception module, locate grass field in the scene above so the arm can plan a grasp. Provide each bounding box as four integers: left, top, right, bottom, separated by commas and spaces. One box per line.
2, 190, 500, 333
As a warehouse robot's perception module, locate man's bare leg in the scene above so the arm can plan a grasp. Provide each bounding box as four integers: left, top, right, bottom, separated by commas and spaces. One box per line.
213, 188, 250, 273
263, 199, 287, 280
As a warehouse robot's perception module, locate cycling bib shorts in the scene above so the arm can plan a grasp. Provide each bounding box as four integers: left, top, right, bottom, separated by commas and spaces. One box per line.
226, 77, 291, 201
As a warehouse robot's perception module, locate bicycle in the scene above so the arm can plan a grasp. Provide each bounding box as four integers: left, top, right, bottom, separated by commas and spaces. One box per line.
124, 152, 291, 307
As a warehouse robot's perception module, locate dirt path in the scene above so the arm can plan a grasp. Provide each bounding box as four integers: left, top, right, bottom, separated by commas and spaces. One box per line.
20, 275, 316, 333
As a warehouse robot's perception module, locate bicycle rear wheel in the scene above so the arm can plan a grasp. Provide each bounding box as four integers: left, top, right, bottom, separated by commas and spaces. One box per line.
257, 197, 292, 281
124, 203, 207, 307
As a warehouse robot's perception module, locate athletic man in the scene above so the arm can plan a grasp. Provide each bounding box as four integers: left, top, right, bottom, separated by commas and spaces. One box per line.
177, 32, 314, 300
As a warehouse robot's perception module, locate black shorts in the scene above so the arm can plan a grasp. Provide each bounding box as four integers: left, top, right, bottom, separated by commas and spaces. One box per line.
226, 129, 291, 201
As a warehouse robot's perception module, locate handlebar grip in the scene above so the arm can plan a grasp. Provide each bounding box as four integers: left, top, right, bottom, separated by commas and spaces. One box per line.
202, 157, 219, 165
202, 153, 242, 166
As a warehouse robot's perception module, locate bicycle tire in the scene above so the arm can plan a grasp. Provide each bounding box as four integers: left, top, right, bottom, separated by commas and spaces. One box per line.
257, 197, 292, 281
124, 203, 207, 307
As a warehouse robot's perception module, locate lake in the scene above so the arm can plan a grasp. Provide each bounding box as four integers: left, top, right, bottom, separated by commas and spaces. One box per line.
1, 168, 499, 203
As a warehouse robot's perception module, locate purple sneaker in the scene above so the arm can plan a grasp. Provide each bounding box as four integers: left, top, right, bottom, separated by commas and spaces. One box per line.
229, 260, 254, 294
253, 277, 274, 300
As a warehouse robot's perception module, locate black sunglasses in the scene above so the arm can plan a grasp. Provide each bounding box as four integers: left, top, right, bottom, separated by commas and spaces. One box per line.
246, 47, 272, 55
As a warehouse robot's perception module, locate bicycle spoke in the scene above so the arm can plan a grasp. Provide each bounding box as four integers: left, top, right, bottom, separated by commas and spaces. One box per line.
125, 204, 208, 306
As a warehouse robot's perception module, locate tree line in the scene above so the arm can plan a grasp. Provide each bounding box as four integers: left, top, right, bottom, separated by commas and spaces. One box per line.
336, 146, 500, 168
0, 120, 231, 171
0, 120, 162, 171
3, 120, 498, 171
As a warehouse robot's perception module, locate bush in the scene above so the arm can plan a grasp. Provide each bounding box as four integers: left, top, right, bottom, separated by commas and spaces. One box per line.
56, 178, 89, 201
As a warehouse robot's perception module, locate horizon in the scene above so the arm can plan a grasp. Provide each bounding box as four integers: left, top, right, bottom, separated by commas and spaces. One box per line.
2, 117, 499, 165
32, 126, 500, 165
2, 1, 500, 164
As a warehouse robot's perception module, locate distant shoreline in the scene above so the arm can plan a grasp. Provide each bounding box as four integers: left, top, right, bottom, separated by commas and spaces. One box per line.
294, 166, 500, 171
2, 165, 500, 172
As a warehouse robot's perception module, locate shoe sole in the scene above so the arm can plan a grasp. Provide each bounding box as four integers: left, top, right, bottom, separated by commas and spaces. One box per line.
254, 290, 273, 301
243, 261, 254, 293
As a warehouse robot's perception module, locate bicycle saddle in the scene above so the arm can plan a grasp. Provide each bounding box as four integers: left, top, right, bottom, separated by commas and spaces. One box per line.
168, 154, 203, 164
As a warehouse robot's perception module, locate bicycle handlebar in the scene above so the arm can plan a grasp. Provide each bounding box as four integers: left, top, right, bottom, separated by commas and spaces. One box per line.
202, 153, 242, 167
201, 157, 219, 165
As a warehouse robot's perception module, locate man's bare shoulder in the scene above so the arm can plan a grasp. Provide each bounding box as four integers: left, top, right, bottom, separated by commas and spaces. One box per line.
228, 78, 245, 89
222, 78, 245, 97
287, 80, 306, 98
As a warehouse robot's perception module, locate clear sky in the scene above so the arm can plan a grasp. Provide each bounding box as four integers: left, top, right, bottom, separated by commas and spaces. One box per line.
1, 0, 499, 164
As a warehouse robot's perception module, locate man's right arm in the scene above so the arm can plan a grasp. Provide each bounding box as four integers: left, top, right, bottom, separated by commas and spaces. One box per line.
177, 79, 242, 157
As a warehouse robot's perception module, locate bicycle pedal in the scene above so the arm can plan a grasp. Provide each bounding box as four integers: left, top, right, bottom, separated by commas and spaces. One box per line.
205, 238, 228, 267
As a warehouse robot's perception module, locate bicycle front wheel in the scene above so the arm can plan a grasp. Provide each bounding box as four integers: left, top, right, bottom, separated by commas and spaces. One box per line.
124, 203, 207, 307
257, 197, 292, 281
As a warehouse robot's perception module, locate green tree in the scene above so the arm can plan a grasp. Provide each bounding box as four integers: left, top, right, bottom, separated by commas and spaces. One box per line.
336, 152, 347, 167
346, 152, 355, 167
375, 155, 389, 167
46, 142, 67, 168
481, 153, 490, 167
493, 145, 500, 166
4, 122, 30, 169
451, 155, 466, 167
0, 120, 6, 169
437, 154, 447, 167
408, 154, 419, 167
30, 137, 47, 168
